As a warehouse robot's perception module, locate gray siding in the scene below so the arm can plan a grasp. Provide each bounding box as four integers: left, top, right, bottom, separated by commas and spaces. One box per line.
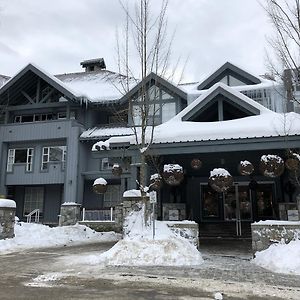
44, 184, 63, 223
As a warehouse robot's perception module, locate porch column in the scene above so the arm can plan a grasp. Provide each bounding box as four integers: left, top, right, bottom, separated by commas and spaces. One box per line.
0, 141, 8, 196
64, 126, 80, 203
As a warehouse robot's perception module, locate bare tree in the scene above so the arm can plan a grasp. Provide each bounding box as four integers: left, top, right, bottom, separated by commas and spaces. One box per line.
115, 0, 183, 195
264, 0, 300, 105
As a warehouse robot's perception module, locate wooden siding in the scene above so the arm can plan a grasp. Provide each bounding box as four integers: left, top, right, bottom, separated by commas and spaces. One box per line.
0, 120, 79, 142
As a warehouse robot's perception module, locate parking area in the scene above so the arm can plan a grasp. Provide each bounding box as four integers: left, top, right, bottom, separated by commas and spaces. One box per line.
0, 239, 299, 300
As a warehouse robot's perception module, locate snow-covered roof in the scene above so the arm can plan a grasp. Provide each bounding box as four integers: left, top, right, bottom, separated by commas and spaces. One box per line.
179, 61, 277, 97
154, 112, 300, 144
0, 63, 81, 101
80, 126, 134, 140
106, 111, 300, 146
56, 71, 137, 103
103, 82, 300, 146
0, 74, 10, 88
175, 82, 271, 122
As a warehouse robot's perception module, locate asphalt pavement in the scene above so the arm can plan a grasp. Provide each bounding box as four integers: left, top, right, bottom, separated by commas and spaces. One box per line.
0, 239, 299, 300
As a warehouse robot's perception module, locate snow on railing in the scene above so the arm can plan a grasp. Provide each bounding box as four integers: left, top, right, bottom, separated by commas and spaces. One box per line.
82, 207, 114, 222
26, 209, 40, 223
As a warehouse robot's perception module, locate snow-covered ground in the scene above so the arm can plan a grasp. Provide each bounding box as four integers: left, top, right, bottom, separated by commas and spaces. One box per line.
73, 205, 203, 267
0, 222, 119, 254
253, 239, 300, 275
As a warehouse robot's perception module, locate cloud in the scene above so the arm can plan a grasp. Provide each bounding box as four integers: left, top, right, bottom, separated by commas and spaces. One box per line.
0, 0, 273, 81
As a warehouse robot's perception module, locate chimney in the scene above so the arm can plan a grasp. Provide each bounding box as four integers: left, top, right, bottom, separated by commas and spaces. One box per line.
80, 58, 106, 72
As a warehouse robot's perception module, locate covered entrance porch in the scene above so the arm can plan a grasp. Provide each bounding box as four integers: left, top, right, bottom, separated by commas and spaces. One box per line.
154, 148, 289, 238
199, 182, 275, 237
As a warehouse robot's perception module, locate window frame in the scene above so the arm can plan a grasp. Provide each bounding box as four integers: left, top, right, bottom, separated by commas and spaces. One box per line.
41, 146, 67, 171
6, 148, 34, 173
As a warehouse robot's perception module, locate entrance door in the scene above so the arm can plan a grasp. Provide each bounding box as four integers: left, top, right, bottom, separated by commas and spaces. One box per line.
224, 184, 252, 236
254, 184, 275, 220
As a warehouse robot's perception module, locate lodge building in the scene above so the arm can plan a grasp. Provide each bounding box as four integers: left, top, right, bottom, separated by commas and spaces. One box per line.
0, 59, 299, 237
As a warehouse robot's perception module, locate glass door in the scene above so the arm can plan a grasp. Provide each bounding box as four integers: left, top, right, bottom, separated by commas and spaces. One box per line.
224, 184, 252, 221
254, 184, 274, 220
224, 184, 252, 236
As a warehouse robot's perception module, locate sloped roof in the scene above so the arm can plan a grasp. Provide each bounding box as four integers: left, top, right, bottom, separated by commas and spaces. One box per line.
176, 82, 271, 122
80, 126, 134, 140
0, 74, 10, 88
103, 83, 299, 146
0, 63, 80, 103
118, 72, 187, 103
197, 62, 262, 90
56, 70, 137, 103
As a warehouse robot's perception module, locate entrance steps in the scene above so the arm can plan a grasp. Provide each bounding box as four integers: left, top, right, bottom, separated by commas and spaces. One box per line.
199, 222, 252, 238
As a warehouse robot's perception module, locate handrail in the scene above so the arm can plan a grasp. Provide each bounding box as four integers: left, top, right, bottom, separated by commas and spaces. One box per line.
25, 209, 40, 223
82, 208, 114, 221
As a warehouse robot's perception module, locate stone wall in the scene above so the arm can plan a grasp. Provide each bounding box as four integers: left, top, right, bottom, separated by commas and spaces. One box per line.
59, 203, 81, 226
78, 221, 122, 233
251, 221, 300, 253
0, 199, 16, 239
165, 221, 199, 248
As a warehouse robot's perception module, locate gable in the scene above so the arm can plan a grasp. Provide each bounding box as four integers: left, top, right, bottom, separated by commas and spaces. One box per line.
182, 84, 262, 122
0, 64, 79, 107
119, 72, 187, 104
197, 62, 261, 90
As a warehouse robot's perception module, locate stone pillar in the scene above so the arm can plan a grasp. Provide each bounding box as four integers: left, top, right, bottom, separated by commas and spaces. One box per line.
114, 204, 124, 232
59, 203, 81, 226
0, 198, 16, 239
122, 193, 152, 236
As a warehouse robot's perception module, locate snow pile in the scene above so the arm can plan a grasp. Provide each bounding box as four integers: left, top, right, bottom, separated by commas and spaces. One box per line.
261, 154, 283, 163
0, 222, 119, 254
164, 164, 183, 173
240, 160, 251, 167
0, 199, 16, 208
253, 239, 300, 275
80, 205, 203, 267
93, 178, 107, 186
150, 173, 161, 181
123, 189, 142, 197
92, 140, 110, 151
210, 168, 231, 177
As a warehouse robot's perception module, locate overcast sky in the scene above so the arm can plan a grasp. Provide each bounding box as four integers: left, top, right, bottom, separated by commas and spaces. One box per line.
0, 0, 273, 82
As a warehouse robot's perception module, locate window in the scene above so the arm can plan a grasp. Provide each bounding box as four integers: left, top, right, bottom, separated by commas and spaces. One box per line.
131, 85, 177, 126
41, 146, 66, 170
7, 148, 34, 172
103, 185, 121, 208
101, 158, 113, 170
23, 187, 44, 215
14, 112, 67, 123
162, 102, 176, 123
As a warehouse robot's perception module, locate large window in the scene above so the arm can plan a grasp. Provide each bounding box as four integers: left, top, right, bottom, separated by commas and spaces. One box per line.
131, 85, 177, 126
23, 187, 44, 215
41, 146, 66, 170
7, 148, 34, 172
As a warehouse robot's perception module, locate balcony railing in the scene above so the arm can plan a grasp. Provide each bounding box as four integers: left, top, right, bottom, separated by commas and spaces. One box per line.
82, 208, 114, 222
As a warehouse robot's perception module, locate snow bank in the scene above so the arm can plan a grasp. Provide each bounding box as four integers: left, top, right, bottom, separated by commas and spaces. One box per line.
0, 222, 119, 254
79, 206, 203, 267
253, 239, 300, 275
